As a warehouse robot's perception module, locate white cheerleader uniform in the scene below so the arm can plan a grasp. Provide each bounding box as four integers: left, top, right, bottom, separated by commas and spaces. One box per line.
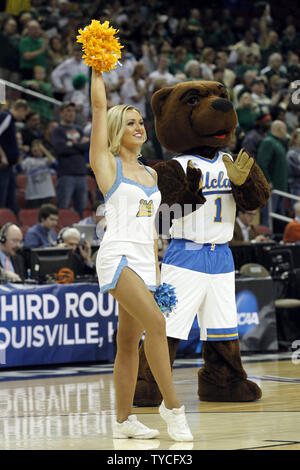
161, 152, 239, 342
96, 157, 161, 293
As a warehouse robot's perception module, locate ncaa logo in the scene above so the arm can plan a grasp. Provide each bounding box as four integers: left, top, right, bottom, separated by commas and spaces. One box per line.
236, 290, 259, 337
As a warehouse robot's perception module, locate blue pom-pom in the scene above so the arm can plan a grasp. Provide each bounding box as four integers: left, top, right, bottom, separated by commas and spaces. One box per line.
154, 283, 177, 317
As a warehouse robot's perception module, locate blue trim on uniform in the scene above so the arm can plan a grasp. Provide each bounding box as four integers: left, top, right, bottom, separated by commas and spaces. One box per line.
104, 157, 159, 202
162, 238, 235, 274
200, 327, 239, 341
202, 189, 232, 196
104, 156, 122, 202
100, 255, 128, 293
190, 152, 219, 163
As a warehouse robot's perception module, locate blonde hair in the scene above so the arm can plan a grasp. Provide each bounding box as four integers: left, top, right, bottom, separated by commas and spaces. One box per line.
107, 105, 146, 155
289, 128, 300, 147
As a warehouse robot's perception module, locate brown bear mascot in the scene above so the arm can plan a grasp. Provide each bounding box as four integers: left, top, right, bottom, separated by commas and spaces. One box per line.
134, 80, 270, 405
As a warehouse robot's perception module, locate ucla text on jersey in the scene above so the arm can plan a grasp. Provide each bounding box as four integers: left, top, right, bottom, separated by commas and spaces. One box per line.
136, 199, 154, 217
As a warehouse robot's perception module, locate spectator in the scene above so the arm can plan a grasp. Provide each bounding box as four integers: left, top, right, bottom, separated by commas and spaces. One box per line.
235, 52, 260, 80
19, 19, 48, 80
51, 43, 89, 101
257, 120, 288, 226
242, 110, 272, 160
0, 15, 20, 82
21, 65, 54, 122
148, 54, 175, 93
47, 34, 68, 72
51, 102, 89, 217
287, 128, 300, 198
20, 139, 56, 208
281, 24, 300, 56
283, 201, 300, 244
260, 53, 287, 80
250, 76, 271, 111
0, 222, 25, 282
42, 120, 58, 157
199, 47, 216, 80
236, 92, 259, 133
56, 226, 95, 276
140, 42, 158, 74
230, 208, 271, 246
215, 51, 236, 89
0, 99, 29, 214
169, 46, 193, 75
120, 62, 149, 119
21, 111, 43, 147
184, 60, 202, 81
232, 69, 258, 106
78, 200, 106, 243
230, 30, 261, 65
23, 203, 59, 248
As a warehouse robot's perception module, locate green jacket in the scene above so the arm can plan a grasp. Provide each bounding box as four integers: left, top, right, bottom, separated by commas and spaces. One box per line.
257, 134, 288, 192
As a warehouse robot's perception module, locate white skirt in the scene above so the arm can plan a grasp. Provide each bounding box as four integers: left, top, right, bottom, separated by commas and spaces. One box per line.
96, 240, 157, 293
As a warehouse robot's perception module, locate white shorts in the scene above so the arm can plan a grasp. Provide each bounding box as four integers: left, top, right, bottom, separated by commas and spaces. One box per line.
161, 240, 238, 341
96, 240, 157, 293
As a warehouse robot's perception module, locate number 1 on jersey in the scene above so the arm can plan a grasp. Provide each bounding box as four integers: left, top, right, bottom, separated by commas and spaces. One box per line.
214, 197, 222, 222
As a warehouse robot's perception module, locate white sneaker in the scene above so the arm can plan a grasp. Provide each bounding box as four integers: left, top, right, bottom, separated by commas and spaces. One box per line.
159, 401, 194, 442
113, 415, 160, 439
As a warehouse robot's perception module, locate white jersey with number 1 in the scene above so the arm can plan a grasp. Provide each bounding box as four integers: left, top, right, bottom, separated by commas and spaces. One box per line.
169, 151, 236, 244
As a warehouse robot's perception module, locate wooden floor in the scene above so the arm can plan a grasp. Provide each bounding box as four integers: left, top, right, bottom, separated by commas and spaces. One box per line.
0, 352, 299, 451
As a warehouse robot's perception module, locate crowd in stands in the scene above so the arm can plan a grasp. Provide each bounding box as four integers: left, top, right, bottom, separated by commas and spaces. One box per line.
1, 0, 300, 281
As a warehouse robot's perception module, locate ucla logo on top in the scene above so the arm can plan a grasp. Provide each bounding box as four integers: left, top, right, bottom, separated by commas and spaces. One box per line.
136, 199, 154, 217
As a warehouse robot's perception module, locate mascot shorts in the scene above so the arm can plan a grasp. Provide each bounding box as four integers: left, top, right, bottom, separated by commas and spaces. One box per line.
161, 240, 239, 341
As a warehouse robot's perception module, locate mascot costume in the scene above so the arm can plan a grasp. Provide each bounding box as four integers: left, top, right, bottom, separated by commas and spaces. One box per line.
134, 80, 270, 405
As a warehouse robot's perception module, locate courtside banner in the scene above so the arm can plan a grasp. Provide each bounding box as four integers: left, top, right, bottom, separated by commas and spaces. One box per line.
235, 277, 278, 352
0, 283, 118, 368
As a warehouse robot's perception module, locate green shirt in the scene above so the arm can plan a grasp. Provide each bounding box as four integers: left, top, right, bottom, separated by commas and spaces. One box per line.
19, 36, 47, 70
257, 134, 288, 192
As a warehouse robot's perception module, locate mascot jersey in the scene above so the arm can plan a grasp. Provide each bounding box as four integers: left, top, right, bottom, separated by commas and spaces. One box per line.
161, 151, 238, 342
96, 156, 161, 293
170, 152, 236, 243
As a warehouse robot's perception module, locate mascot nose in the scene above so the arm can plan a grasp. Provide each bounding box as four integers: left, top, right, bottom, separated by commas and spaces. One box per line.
211, 98, 233, 112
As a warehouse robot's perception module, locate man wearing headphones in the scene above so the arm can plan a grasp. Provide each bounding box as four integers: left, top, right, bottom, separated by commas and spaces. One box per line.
0, 223, 26, 282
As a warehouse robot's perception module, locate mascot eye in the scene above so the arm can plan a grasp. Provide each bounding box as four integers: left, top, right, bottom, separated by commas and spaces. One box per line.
186, 96, 200, 106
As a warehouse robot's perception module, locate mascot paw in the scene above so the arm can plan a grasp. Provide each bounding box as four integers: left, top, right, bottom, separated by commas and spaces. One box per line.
223, 148, 254, 186
198, 372, 262, 402
186, 160, 206, 203
133, 379, 162, 407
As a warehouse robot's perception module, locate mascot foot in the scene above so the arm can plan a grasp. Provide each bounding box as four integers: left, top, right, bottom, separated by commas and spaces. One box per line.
133, 337, 179, 407
198, 340, 262, 402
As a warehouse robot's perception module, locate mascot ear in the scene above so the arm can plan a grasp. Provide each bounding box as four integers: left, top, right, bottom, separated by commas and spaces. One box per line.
151, 86, 174, 118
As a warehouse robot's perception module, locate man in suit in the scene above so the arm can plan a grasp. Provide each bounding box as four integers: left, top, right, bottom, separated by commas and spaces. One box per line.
230, 208, 270, 245
0, 223, 26, 282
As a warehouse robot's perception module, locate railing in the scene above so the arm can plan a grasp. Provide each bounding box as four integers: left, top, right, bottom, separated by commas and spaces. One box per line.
268, 189, 300, 231
0, 78, 62, 106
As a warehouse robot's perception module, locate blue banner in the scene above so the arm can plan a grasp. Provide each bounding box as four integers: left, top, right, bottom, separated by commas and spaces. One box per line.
0, 283, 118, 368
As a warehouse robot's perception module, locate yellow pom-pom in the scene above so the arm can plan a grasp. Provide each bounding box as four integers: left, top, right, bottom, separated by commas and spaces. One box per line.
76, 19, 123, 73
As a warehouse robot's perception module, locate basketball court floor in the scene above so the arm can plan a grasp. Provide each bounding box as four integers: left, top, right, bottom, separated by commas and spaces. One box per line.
0, 351, 299, 451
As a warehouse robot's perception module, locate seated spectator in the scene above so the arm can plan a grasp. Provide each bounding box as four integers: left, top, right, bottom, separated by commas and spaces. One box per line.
235, 52, 260, 80
287, 128, 300, 198
242, 110, 272, 160
47, 34, 68, 73
260, 53, 287, 80
250, 76, 271, 110
199, 47, 216, 80
20, 139, 56, 208
283, 202, 300, 244
78, 201, 106, 243
184, 60, 203, 81
0, 222, 25, 282
19, 19, 49, 80
215, 51, 236, 89
21, 65, 54, 122
0, 15, 20, 83
56, 226, 95, 276
51, 43, 89, 101
148, 54, 175, 93
169, 46, 193, 75
120, 62, 149, 119
23, 203, 58, 248
230, 208, 271, 246
236, 92, 259, 133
